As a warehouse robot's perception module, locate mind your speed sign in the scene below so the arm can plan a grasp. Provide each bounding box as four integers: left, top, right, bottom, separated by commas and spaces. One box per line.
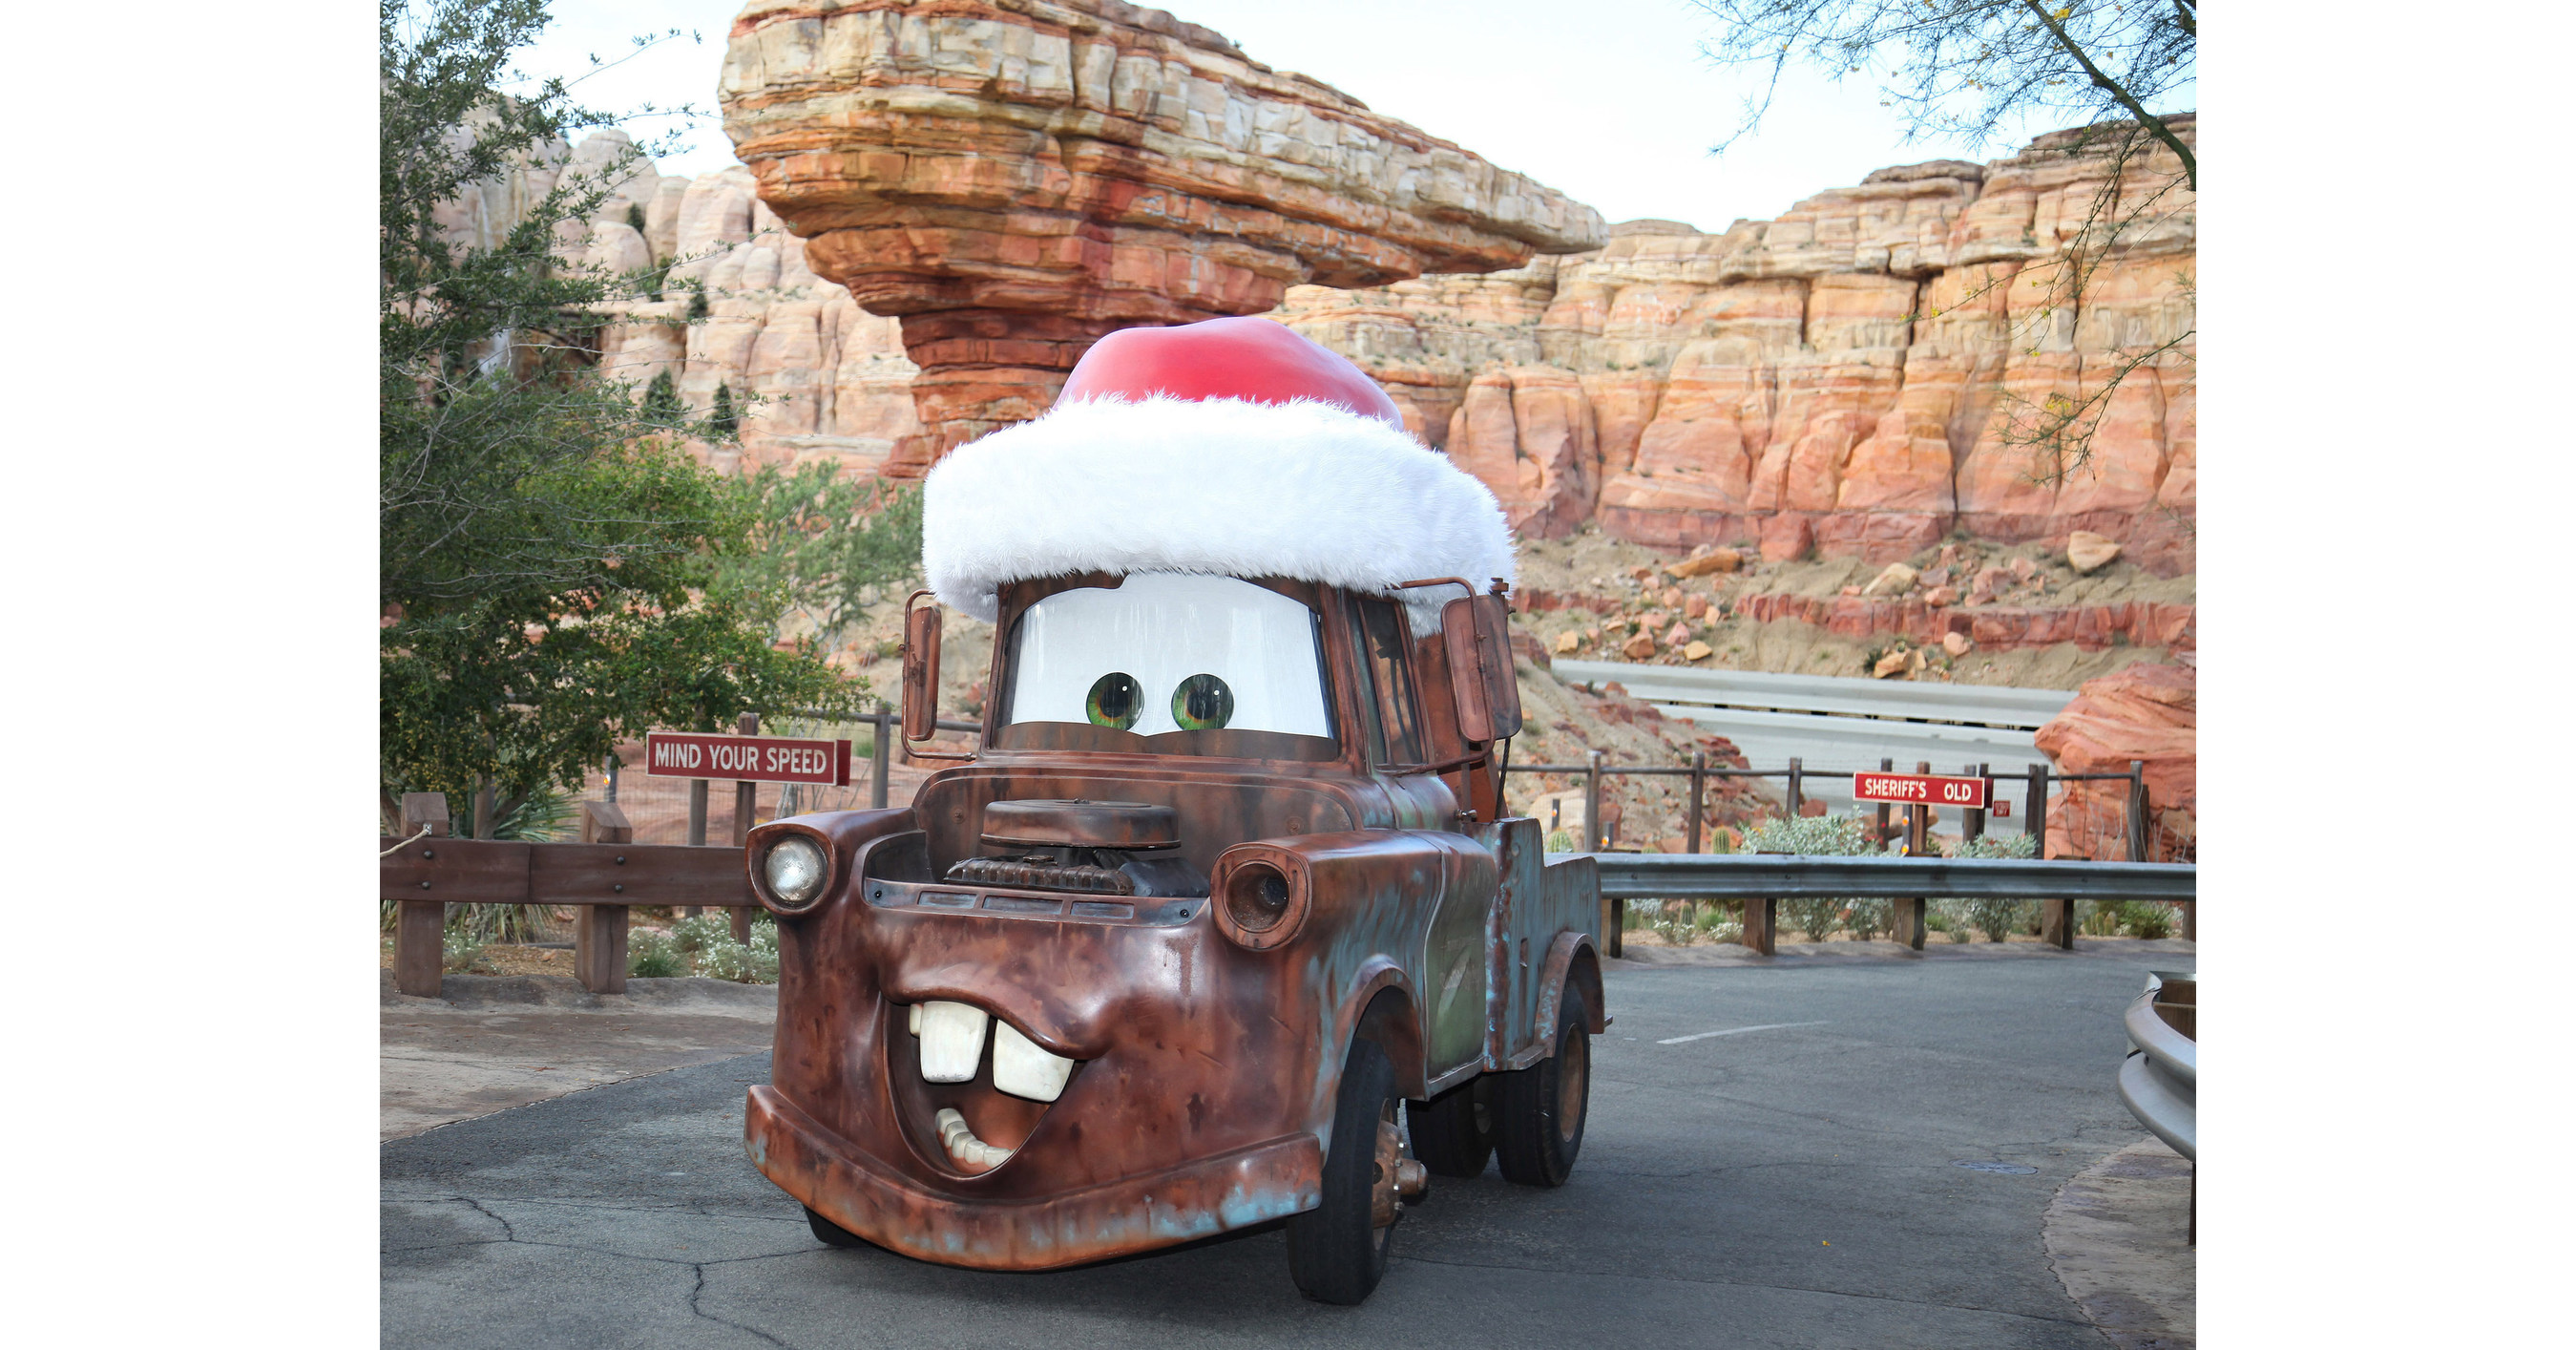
644, 732, 851, 786
1852, 771, 1988, 810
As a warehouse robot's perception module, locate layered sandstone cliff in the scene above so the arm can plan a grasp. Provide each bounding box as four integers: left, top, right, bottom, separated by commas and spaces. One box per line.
718, 0, 1605, 468
439, 128, 930, 477
1274, 119, 2196, 574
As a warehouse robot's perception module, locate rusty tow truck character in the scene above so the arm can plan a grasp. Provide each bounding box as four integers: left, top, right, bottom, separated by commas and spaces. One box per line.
739, 318, 1606, 1304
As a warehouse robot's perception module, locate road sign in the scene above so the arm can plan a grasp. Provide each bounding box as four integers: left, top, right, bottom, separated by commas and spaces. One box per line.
644, 732, 851, 786
1851, 771, 1988, 810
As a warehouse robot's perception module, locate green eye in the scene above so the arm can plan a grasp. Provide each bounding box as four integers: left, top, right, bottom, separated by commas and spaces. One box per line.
1171, 673, 1234, 730
1085, 672, 1141, 729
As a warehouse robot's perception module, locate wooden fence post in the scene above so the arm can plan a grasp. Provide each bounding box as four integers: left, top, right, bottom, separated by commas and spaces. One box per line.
1786, 757, 1803, 816
732, 712, 760, 943
576, 801, 633, 994
2027, 763, 2051, 856
1894, 894, 1927, 951
1908, 760, 1932, 855
2127, 759, 2149, 862
871, 701, 892, 810
1962, 761, 1988, 847
1687, 750, 1706, 854
395, 793, 450, 998
1875, 757, 1895, 850
1741, 896, 1776, 957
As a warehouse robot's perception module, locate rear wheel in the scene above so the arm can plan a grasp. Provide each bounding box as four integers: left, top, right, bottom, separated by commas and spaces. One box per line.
804, 1205, 869, 1249
1495, 981, 1591, 1187
1407, 1077, 1494, 1178
1287, 1038, 1402, 1304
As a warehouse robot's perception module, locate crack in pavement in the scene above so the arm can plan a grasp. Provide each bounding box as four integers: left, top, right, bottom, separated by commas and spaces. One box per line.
688, 1263, 799, 1349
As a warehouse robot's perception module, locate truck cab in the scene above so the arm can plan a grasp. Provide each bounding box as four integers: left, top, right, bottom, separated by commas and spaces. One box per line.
741, 568, 1604, 1304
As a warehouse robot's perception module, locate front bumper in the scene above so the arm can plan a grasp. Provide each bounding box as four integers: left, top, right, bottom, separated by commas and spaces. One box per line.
745, 1086, 1324, 1271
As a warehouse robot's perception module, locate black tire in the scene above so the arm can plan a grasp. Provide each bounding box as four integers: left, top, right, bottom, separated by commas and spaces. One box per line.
1287, 1038, 1400, 1305
1495, 981, 1591, 1188
804, 1205, 869, 1249
1407, 1077, 1494, 1178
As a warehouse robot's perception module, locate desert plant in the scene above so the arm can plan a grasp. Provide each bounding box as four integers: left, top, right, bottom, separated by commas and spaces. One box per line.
1545, 830, 1579, 853
668, 911, 737, 956
627, 929, 686, 978
441, 928, 487, 973
2118, 901, 2174, 939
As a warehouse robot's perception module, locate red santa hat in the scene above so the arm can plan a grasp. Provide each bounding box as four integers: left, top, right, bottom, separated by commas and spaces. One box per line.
921, 316, 1517, 625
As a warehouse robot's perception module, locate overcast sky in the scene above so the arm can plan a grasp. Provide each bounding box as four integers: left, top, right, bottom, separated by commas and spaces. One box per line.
516, 0, 2187, 233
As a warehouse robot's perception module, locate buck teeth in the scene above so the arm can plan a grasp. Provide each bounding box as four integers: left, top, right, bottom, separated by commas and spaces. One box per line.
916, 1001, 989, 1083
992, 1021, 1074, 1103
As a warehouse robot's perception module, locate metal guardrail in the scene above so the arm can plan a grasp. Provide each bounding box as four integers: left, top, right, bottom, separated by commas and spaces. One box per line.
2119, 971, 2197, 1161
1568, 853, 2194, 901
1551, 659, 2076, 728
1553, 851, 2194, 958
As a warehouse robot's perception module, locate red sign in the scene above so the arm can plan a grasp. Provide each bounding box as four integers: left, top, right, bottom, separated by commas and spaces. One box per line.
644, 732, 851, 786
1852, 771, 1988, 809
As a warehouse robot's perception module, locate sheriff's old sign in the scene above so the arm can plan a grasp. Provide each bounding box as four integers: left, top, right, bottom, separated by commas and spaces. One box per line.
644, 732, 851, 786
1851, 770, 1988, 810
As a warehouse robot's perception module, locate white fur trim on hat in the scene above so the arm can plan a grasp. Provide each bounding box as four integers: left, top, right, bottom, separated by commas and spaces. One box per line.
921, 395, 1518, 628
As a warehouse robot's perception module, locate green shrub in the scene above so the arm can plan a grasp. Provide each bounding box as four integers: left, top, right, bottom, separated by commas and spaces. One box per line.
628, 929, 685, 978
2119, 901, 2174, 939
1945, 833, 2038, 941
669, 912, 736, 956
1744, 812, 1870, 942
441, 929, 486, 973
1846, 898, 1892, 941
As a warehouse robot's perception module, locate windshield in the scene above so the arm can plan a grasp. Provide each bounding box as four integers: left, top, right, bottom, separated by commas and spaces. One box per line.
996, 574, 1336, 759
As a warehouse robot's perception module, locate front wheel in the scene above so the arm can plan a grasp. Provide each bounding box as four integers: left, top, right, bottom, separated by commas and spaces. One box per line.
1287, 1038, 1404, 1304
1495, 981, 1591, 1187
804, 1205, 869, 1249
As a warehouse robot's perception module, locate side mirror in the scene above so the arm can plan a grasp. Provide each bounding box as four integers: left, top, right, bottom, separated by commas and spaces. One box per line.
1440, 593, 1522, 743
901, 591, 942, 744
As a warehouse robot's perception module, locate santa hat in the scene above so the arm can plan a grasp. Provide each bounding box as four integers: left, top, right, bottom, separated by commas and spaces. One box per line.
921, 316, 1517, 627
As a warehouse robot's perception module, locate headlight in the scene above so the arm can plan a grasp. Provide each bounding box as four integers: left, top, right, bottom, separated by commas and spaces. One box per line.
763, 836, 829, 910
1212, 850, 1308, 951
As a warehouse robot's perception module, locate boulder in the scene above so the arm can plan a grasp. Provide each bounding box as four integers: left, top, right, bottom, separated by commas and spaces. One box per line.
1622, 633, 1658, 660
1873, 650, 1911, 678
1860, 562, 1920, 597
2033, 663, 2196, 861
1942, 630, 1974, 657
2066, 531, 2123, 574
1668, 546, 1744, 578
1682, 640, 1713, 662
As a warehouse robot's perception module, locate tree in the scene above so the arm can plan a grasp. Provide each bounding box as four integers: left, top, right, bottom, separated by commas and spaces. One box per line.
710, 381, 738, 434
716, 470, 925, 645
1690, 0, 2193, 482
641, 368, 683, 422
1693, 0, 2192, 186
381, 0, 864, 838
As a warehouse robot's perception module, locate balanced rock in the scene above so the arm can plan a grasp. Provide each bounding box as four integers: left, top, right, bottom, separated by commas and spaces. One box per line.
721, 0, 1604, 471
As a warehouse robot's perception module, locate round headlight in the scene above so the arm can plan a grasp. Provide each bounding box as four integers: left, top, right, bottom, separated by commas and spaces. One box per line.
1213, 853, 1307, 951
1225, 862, 1292, 933
764, 836, 828, 910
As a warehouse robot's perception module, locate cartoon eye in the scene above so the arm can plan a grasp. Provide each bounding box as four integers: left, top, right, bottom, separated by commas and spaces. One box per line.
1085, 672, 1142, 729
1171, 673, 1234, 730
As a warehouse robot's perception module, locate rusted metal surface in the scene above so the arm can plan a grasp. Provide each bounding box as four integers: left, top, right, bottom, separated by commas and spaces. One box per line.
742, 577, 1605, 1275
978, 799, 1180, 850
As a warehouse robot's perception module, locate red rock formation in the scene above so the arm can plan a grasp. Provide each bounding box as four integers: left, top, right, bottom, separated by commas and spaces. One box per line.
1273, 122, 2195, 573
2032, 663, 2196, 861
720, 0, 1603, 473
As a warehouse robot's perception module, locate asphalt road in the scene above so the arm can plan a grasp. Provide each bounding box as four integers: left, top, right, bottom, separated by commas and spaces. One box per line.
383, 946, 2173, 1349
